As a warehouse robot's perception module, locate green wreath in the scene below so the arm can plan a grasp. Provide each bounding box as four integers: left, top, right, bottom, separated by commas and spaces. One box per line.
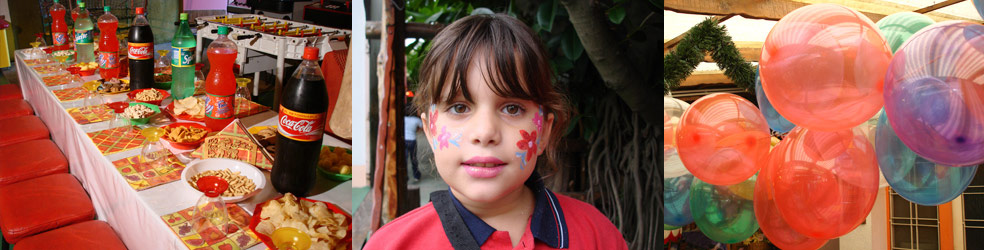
664, 18, 756, 95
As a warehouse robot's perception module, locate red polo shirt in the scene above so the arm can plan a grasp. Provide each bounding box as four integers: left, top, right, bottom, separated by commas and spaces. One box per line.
364, 174, 628, 249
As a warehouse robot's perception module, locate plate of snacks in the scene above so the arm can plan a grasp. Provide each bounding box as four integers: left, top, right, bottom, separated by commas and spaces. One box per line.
181, 158, 265, 203
88, 78, 130, 94
160, 122, 211, 150
250, 193, 352, 250
318, 146, 352, 181
71, 62, 98, 76
249, 125, 278, 157
121, 102, 159, 125
127, 88, 170, 106
165, 96, 206, 122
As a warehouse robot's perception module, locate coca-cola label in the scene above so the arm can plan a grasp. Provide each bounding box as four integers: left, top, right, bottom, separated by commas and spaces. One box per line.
278, 107, 325, 142
204, 93, 234, 120
128, 42, 153, 60
53, 32, 67, 46
171, 46, 195, 67
74, 28, 93, 44
98, 52, 119, 69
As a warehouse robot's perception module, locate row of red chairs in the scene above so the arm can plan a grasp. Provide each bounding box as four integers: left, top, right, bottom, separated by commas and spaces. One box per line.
0, 84, 127, 249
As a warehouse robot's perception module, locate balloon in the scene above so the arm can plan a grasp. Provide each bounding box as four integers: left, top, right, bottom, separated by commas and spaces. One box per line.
664, 174, 695, 227
883, 21, 984, 166
665, 224, 681, 231
690, 175, 759, 244
875, 112, 977, 205
676, 93, 771, 185
760, 3, 891, 131
664, 96, 691, 179
876, 12, 934, 53
773, 127, 879, 239
754, 67, 795, 133
754, 137, 827, 250
974, 0, 984, 21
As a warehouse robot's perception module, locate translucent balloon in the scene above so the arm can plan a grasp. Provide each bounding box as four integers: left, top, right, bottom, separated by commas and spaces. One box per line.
676, 93, 771, 185
975, 0, 984, 20
754, 67, 795, 133
876, 12, 934, 53
883, 21, 984, 166
773, 127, 879, 239
875, 112, 977, 205
690, 175, 759, 244
665, 224, 681, 231
760, 3, 891, 131
664, 96, 691, 179
664, 174, 694, 227
755, 137, 828, 250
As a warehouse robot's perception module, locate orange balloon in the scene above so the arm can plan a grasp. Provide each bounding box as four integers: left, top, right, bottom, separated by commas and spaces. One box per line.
676, 93, 771, 185
773, 127, 879, 239
754, 135, 828, 250
760, 3, 891, 131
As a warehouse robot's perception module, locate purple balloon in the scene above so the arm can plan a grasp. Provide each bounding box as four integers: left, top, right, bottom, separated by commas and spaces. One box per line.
884, 21, 984, 166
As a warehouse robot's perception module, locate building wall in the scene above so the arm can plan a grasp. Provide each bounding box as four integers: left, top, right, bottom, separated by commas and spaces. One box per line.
147, 0, 179, 44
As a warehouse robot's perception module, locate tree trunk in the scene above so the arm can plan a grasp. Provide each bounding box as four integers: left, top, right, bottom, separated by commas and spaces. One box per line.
559, 0, 659, 124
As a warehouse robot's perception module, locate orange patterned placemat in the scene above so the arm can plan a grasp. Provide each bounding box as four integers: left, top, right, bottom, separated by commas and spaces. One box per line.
162, 204, 260, 250
235, 97, 269, 118
32, 64, 65, 75
23, 59, 52, 66
53, 87, 87, 102
67, 105, 114, 124
42, 74, 77, 87
112, 153, 186, 191
87, 126, 146, 155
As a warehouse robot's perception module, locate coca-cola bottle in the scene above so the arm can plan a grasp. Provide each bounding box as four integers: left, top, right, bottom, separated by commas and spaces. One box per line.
127, 7, 153, 90
273, 47, 328, 197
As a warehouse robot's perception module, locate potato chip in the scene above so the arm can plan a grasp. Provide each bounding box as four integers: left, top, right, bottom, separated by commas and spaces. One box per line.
256, 193, 349, 249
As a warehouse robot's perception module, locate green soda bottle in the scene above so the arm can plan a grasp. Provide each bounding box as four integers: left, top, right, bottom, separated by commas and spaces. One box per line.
171, 13, 197, 99
73, 2, 94, 63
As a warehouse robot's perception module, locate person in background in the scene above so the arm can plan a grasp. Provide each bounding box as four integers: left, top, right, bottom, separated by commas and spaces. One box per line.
405, 103, 424, 181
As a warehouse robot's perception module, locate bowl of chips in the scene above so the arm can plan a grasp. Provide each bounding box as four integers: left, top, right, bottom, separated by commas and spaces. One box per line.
122, 102, 160, 125
161, 122, 211, 150
250, 193, 352, 250
317, 146, 352, 181
167, 96, 206, 122
127, 88, 170, 106
181, 158, 266, 203
72, 62, 98, 76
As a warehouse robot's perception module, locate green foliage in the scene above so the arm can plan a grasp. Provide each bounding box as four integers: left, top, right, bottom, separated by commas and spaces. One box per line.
663, 18, 756, 94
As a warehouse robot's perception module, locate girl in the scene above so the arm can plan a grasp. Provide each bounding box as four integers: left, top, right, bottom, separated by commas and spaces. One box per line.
364, 14, 627, 249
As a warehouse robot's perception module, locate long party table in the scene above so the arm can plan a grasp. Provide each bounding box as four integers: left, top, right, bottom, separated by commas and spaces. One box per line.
14, 49, 352, 250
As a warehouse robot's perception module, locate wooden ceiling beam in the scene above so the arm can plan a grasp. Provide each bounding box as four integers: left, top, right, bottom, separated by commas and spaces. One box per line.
912, 0, 966, 14
664, 0, 981, 24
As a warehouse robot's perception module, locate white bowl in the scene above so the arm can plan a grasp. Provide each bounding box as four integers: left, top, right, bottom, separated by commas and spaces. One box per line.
181, 158, 266, 203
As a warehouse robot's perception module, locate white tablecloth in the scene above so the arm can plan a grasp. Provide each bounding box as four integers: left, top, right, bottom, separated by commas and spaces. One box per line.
14, 49, 352, 250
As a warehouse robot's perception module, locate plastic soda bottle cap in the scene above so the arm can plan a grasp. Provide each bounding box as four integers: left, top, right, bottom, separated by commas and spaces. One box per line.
135, 7, 144, 15
217, 26, 229, 35
103, 6, 110, 12
79, 2, 84, 8
180, 13, 188, 20
303, 47, 319, 61
53, 0, 59, 3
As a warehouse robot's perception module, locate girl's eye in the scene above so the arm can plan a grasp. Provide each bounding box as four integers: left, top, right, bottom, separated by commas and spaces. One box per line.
502, 104, 524, 116
449, 104, 469, 114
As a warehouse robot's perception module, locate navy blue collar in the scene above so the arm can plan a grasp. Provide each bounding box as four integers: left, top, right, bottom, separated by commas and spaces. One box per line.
447, 172, 569, 248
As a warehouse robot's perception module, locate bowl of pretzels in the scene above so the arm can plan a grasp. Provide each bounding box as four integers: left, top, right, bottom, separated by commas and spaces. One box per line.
160, 122, 211, 150
181, 158, 266, 203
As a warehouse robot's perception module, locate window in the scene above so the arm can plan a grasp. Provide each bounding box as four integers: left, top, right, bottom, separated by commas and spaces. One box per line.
891, 189, 940, 250
963, 167, 984, 248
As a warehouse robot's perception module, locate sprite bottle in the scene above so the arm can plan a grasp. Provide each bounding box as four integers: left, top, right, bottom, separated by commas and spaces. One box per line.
73, 2, 94, 63
171, 13, 197, 99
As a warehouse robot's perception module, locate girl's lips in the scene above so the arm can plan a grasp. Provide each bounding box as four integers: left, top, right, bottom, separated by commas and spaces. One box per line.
463, 164, 505, 178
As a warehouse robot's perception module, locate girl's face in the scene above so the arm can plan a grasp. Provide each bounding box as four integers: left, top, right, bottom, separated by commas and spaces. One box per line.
423, 58, 554, 203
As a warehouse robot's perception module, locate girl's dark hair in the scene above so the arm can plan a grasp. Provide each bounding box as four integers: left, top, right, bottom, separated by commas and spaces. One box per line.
413, 14, 569, 170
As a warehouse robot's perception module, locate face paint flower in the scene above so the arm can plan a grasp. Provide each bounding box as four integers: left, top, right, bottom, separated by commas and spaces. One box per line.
429, 104, 439, 134
516, 130, 538, 162
533, 106, 544, 133
438, 126, 452, 150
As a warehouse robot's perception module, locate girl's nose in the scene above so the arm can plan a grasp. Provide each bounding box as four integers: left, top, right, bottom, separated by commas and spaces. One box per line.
468, 109, 501, 146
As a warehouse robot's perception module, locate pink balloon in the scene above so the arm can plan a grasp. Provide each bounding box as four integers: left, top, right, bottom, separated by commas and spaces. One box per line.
760, 3, 891, 131
754, 136, 828, 250
676, 93, 771, 185
773, 127, 879, 239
